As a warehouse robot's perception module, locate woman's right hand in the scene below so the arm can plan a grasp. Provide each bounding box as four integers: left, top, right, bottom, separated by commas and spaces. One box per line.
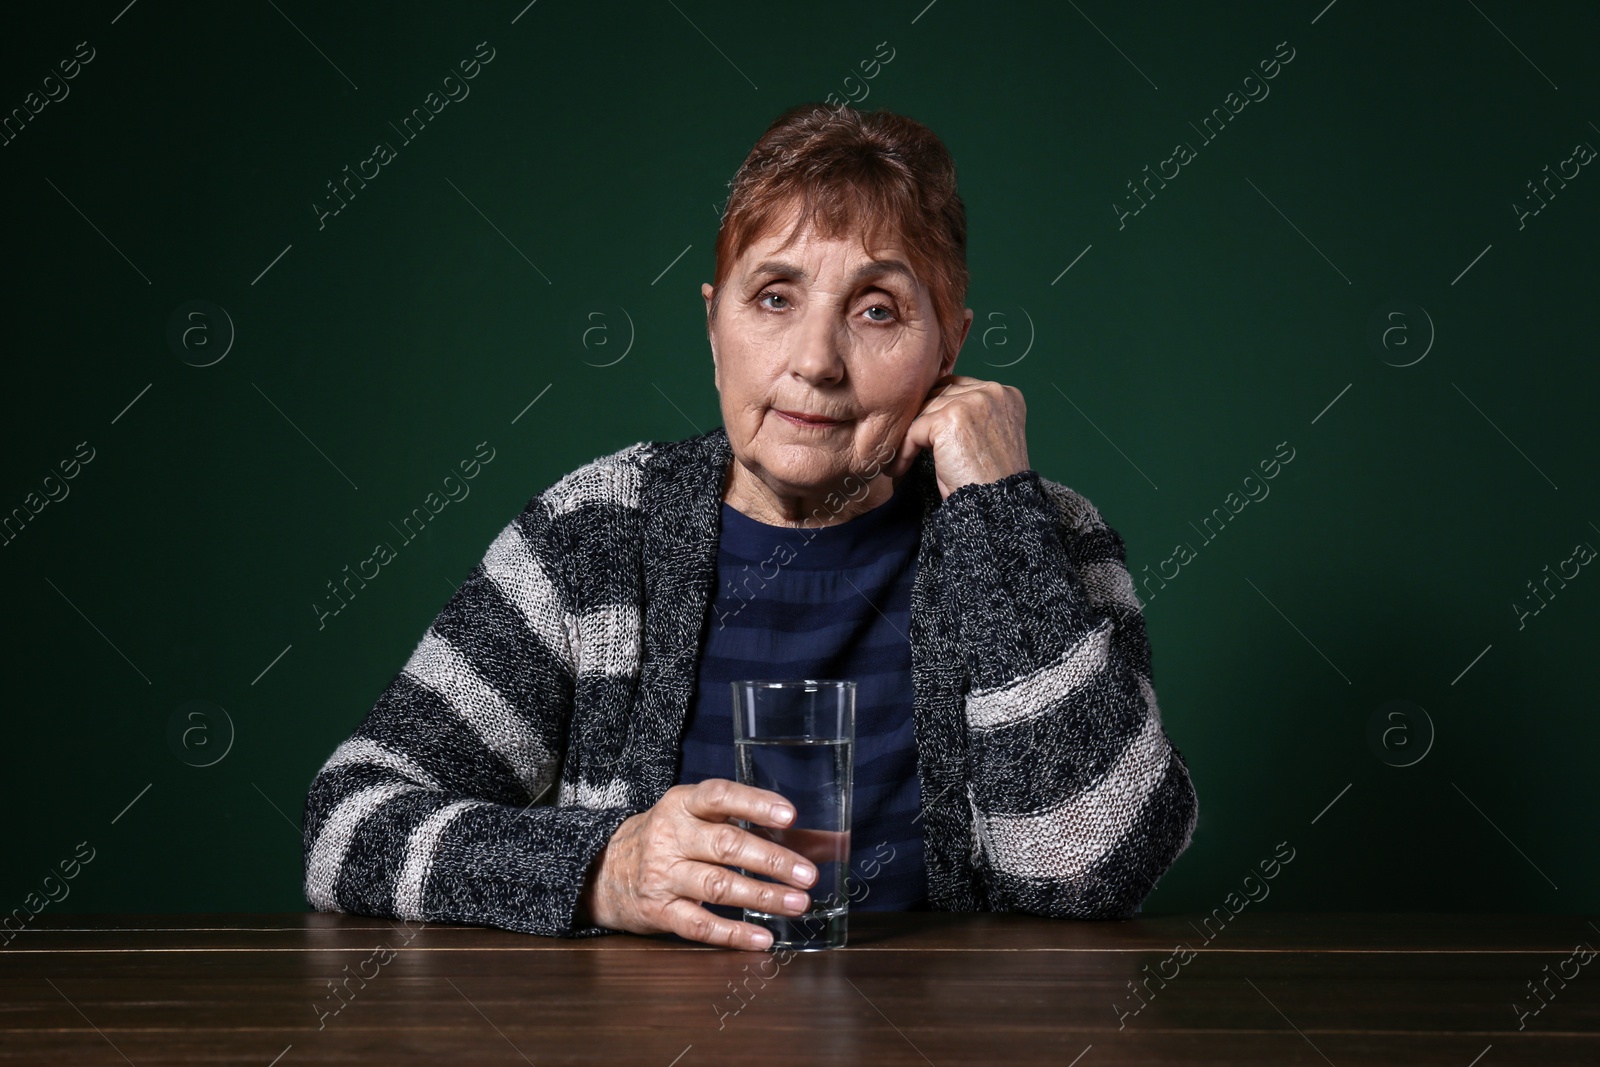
575, 778, 819, 950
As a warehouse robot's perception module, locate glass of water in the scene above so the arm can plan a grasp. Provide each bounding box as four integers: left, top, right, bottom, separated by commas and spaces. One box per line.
730, 679, 855, 951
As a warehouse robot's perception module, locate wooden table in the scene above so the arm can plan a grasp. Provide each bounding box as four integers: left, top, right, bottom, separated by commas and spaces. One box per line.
3, 912, 1596, 1064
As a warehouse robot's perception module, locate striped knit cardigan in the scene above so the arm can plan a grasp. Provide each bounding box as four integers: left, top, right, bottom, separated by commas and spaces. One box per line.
301, 425, 1198, 937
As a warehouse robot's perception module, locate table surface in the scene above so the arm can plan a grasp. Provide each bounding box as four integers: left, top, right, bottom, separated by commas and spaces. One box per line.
3, 911, 1597, 1065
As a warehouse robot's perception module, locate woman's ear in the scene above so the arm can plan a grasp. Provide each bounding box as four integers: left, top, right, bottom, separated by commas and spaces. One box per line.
941, 308, 973, 377
702, 282, 720, 382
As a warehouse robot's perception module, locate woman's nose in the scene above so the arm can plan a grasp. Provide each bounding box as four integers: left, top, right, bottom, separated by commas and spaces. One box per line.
786, 315, 846, 385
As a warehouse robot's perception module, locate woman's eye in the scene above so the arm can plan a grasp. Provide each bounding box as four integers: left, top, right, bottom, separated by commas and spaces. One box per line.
758, 291, 789, 310
863, 304, 895, 323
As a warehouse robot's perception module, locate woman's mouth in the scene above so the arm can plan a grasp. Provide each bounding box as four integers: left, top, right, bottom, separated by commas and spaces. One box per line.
774, 409, 848, 429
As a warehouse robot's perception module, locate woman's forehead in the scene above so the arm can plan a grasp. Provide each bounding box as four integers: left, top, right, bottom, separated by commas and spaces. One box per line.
738, 223, 910, 275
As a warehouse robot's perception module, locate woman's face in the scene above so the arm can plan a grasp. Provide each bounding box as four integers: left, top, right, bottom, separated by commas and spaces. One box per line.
703, 208, 969, 514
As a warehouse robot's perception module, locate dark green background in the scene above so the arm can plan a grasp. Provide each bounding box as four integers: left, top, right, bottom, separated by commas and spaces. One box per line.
3, 0, 1594, 919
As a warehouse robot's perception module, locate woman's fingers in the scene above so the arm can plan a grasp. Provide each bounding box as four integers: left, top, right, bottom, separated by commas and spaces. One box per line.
679, 780, 818, 889
687, 859, 811, 917
749, 825, 849, 868
680, 777, 794, 828
696, 821, 818, 892
589, 779, 825, 949
660, 896, 775, 951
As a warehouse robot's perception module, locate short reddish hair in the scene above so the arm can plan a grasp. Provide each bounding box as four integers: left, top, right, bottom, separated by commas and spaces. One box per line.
708, 103, 969, 368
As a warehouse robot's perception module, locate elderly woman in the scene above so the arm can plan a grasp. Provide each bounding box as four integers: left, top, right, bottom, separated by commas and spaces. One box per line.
302, 104, 1198, 950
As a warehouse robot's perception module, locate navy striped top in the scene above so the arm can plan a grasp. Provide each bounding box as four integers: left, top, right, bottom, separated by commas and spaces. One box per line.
673, 474, 927, 913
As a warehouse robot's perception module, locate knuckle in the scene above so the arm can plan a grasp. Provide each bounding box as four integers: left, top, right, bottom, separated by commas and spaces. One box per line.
684, 913, 714, 944
701, 777, 734, 808
667, 785, 700, 816
702, 867, 733, 902
711, 825, 744, 862
636, 871, 668, 899
644, 825, 676, 858
671, 906, 738, 949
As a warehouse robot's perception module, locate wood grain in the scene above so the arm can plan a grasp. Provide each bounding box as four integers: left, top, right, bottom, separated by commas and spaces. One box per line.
3, 912, 1597, 1065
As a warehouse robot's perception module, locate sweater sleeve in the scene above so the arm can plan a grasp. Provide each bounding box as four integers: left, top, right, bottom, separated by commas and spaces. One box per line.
300, 485, 637, 939
930, 468, 1198, 919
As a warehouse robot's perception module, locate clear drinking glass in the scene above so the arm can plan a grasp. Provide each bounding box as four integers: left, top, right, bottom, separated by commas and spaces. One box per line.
730, 679, 855, 951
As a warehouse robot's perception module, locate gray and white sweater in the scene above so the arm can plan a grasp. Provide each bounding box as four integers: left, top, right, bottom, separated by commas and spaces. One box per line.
301, 425, 1198, 937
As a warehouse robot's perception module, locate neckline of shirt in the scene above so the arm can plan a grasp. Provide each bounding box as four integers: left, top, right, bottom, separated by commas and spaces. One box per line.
718, 475, 920, 568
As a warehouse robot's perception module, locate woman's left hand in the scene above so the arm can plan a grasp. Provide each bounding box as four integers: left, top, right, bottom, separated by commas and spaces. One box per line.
889, 374, 1030, 499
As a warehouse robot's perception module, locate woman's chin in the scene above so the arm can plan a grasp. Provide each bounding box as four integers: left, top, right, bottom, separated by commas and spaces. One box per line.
754, 446, 850, 489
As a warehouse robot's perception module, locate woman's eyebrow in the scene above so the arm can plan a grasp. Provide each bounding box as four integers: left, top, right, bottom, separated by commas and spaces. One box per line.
746, 259, 917, 288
